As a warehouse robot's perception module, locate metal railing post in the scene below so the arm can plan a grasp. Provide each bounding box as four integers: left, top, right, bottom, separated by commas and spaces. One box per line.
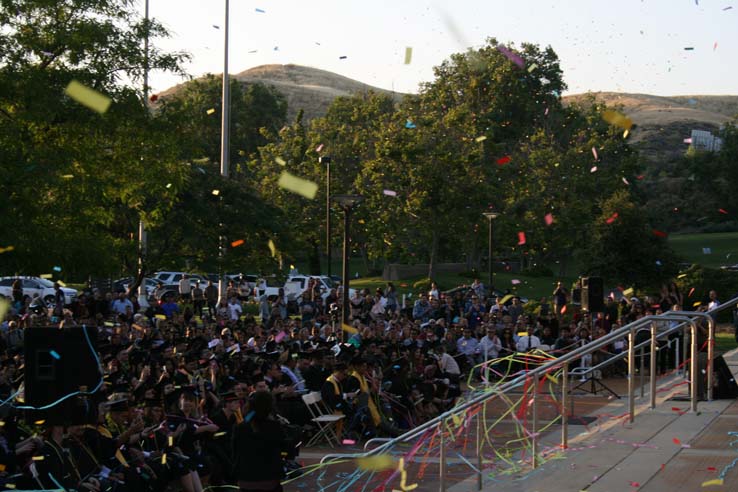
561, 362, 568, 449
639, 347, 646, 398
476, 408, 483, 491
439, 422, 446, 492
650, 322, 658, 409
691, 323, 699, 413
532, 375, 539, 468
628, 327, 636, 423
669, 311, 716, 402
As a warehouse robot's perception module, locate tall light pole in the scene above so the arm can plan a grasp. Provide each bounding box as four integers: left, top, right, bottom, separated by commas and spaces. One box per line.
333, 194, 364, 325
320, 156, 332, 276
218, 0, 231, 304
137, 0, 151, 309
482, 212, 499, 293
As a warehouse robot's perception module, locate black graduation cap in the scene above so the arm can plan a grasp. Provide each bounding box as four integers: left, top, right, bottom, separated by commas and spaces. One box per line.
105, 398, 130, 412
219, 390, 240, 402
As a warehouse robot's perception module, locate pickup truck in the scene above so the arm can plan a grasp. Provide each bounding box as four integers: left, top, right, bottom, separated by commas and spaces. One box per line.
260, 275, 355, 302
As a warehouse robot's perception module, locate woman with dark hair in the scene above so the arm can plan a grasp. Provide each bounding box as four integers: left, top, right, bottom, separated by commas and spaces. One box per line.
233, 390, 286, 492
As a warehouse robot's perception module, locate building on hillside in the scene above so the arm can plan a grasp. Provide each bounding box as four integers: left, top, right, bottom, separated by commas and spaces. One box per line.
690, 129, 723, 152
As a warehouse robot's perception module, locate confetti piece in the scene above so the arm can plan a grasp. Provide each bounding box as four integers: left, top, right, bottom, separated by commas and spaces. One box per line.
606, 213, 619, 224
206, 108, 216, 115
213, 25, 220, 29
719, 208, 728, 214
275, 331, 287, 343
342, 439, 356, 445
214, 432, 226, 437
255, 7, 265, 13
496, 44, 524, 68
268, 239, 277, 257
61, 174, 74, 179
65, 80, 111, 114
602, 110, 633, 131
231, 239, 244, 248
40, 274, 53, 279
545, 213, 554, 226
677, 273, 687, 278
404, 46, 413, 65
0, 246, 15, 254
622, 177, 630, 185
155, 314, 166, 320
629, 481, 640, 487
475, 135, 487, 142
713, 41, 718, 51
149, 94, 158, 102
684, 47, 694, 51
316, 143, 324, 152
590, 166, 598, 173
50, 350, 60, 360
278, 171, 318, 199
53, 266, 62, 272
212, 189, 220, 196
275, 157, 286, 166
511, 279, 521, 285
166, 183, 172, 189
245, 410, 255, 422
652, 229, 668, 238
703, 247, 712, 254
672, 437, 681, 445
592, 147, 599, 160
707, 467, 717, 472
168, 435, 173, 447
497, 156, 511, 165
342, 323, 358, 334
688, 287, 695, 297
405, 120, 416, 129
517, 231, 526, 245
724, 6, 733, 10
35, 420, 46, 425
161, 453, 167, 464
115, 449, 129, 467
684, 138, 693, 144
693, 301, 702, 307
527, 63, 538, 72
383, 189, 397, 197
560, 305, 567, 314
357, 454, 395, 471
702, 478, 724, 487
0, 298, 10, 321
32, 456, 44, 461
0, 464, 5, 472
339, 55, 347, 60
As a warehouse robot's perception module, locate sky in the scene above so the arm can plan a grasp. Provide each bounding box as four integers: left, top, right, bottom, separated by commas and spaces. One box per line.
145, 0, 737, 97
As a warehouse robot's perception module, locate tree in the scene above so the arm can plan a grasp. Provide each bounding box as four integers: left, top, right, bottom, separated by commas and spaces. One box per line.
578, 189, 679, 288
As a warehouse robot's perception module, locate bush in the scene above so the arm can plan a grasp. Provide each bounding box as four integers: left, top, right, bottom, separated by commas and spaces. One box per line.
675, 265, 738, 322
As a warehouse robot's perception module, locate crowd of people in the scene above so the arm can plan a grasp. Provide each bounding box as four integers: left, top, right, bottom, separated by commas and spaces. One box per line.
0, 275, 720, 491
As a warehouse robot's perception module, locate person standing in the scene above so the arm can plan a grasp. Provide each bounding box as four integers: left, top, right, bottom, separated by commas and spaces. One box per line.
179, 273, 192, 302
192, 281, 204, 317
553, 281, 568, 318
53, 282, 65, 317
205, 280, 218, 317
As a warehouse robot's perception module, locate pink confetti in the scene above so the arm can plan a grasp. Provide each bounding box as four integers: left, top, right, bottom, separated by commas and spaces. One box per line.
622, 177, 630, 185
590, 166, 598, 173
275, 331, 287, 343
316, 143, 324, 153
383, 189, 397, 197
342, 439, 356, 445
544, 107, 549, 116
496, 44, 524, 68
517, 231, 526, 245
544, 213, 554, 226
684, 138, 693, 144
592, 147, 599, 160
719, 208, 729, 214
511, 279, 521, 285
714, 41, 718, 51
629, 482, 640, 488
606, 213, 619, 224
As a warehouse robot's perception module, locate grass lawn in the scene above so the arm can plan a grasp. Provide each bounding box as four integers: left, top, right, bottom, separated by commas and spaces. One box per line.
715, 330, 737, 354
668, 231, 738, 269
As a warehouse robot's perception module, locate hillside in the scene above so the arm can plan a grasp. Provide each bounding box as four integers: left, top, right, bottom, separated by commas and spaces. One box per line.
562, 92, 737, 162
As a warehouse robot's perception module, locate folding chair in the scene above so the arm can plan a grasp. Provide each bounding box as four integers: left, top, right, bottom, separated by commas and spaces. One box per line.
302, 391, 345, 448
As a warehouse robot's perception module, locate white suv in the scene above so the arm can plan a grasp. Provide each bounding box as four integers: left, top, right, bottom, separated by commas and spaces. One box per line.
0, 276, 78, 306
153, 272, 207, 288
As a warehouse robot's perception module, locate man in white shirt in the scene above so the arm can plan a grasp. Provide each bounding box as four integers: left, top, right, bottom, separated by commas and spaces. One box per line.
227, 297, 242, 321
478, 326, 502, 361
111, 292, 133, 315
516, 326, 542, 353
179, 274, 192, 301
708, 290, 720, 310
436, 345, 461, 380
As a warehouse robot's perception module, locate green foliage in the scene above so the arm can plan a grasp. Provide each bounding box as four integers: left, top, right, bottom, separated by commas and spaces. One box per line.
675, 264, 738, 306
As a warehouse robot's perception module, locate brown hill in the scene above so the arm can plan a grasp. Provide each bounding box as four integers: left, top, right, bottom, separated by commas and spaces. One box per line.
562, 92, 738, 162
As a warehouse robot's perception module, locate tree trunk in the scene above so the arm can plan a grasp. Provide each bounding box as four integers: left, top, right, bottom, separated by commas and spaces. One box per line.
428, 230, 439, 280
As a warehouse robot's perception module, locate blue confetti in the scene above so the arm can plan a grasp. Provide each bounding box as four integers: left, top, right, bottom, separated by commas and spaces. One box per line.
244, 410, 255, 422
255, 8, 265, 13
50, 350, 61, 360
53, 266, 62, 272
405, 120, 416, 129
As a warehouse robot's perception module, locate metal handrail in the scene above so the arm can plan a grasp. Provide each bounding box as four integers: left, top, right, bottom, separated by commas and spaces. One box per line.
316, 297, 738, 489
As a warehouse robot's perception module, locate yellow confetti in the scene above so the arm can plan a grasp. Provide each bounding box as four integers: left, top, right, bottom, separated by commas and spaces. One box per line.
357, 454, 395, 471
701, 478, 724, 487
527, 63, 538, 72
451, 414, 462, 427
275, 157, 286, 166
5, 483, 15, 489
693, 301, 702, 307
0, 245, 15, 254
268, 239, 277, 258
65, 80, 111, 114
404, 46, 413, 65
678, 273, 687, 279
214, 432, 227, 437
34, 420, 46, 425
342, 323, 358, 334
61, 174, 74, 179
161, 453, 167, 464
168, 435, 173, 447
545, 373, 559, 385
602, 109, 633, 131
238, 150, 246, 156
40, 274, 53, 279
622, 287, 634, 297
155, 314, 166, 320
211, 189, 220, 196
277, 171, 318, 199
206, 108, 215, 115
499, 294, 513, 305
115, 449, 130, 467
517, 332, 528, 338
57, 280, 66, 287
32, 456, 44, 461
0, 464, 5, 471
475, 135, 487, 142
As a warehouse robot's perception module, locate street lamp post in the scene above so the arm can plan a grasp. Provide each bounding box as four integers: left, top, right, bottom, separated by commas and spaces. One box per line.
320, 156, 332, 276
482, 212, 499, 292
332, 194, 364, 325
218, 0, 231, 304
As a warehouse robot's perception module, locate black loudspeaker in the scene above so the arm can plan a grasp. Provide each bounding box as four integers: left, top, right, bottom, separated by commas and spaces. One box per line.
24, 326, 101, 423
581, 277, 604, 312
572, 288, 582, 304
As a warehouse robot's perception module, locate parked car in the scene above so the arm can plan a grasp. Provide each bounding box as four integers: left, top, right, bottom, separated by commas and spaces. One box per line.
153, 271, 208, 288
0, 276, 78, 306
112, 277, 163, 295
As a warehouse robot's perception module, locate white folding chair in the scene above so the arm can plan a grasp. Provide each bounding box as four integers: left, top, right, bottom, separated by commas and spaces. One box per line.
302, 391, 344, 448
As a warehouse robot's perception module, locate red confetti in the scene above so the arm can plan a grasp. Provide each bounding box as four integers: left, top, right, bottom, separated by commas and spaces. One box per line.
629, 482, 640, 488
707, 467, 717, 472
688, 287, 695, 297
560, 305, 567, 314
719, 208, 729, 214
544, 213, 554, 226
497, 156, 511, 165
636, 175, 645, 180
672, 437, 681, 445
231, 239, 245, 248
149, 94, 159, 102
606, 213, 619, 224
517, 231, 526, 245
652, 229, 668, 238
